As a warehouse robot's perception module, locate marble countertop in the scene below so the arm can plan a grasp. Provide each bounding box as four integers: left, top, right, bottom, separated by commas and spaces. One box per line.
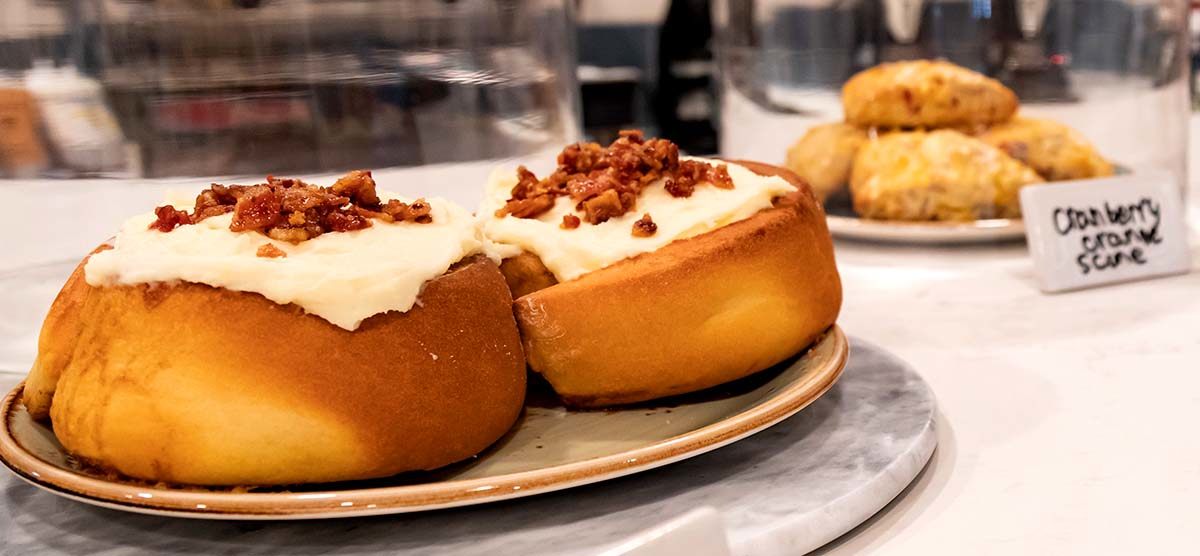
818, 239, 1200, 555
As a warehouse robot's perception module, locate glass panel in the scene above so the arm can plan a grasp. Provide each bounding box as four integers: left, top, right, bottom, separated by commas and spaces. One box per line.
0, 0, 580, 180
714, 0, 1189, 233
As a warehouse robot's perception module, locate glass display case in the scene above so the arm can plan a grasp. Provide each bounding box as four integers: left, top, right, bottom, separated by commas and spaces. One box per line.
0, 0, 580, 181
714, 0, 1190, 242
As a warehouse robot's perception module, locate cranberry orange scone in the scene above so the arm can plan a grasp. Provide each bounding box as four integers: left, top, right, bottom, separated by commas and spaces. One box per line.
481, 132, 842, 407
783, 122, 869, 202
23, 171, 526, 486
979, 117, 1114, 182
842, 59, 1018, 129
850, 130, 1045, 221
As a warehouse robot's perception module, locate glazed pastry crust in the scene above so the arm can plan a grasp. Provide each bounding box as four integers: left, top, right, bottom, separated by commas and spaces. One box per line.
979, 117, 1114, 181
502, 161, 842, 407
842, 60, 1018, 128
24, 254, 526, 486
783, 123, 868, 202
849, 130, 1044, 221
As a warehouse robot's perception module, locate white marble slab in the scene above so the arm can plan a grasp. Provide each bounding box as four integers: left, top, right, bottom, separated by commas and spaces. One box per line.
0, 338, 935, 556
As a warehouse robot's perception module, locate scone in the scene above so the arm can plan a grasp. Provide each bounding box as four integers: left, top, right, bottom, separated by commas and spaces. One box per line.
783, 122, 869, 202
23, 171, 526, 486
843, 60, 1018, 128
979, 117, 1114, 181
481, 131, 842, 407
850, 130, 1044, 221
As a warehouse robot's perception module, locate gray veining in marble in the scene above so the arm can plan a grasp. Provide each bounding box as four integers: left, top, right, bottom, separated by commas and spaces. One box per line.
0, 338, 936, 556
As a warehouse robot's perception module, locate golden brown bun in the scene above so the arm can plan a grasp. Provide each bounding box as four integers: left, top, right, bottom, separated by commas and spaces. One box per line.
500, 251, 559, 300
22, 244, 103, 420
843, 60, 1018, 128
502, 161, 842, 407
783, 123, 868, 202
850, 129, 1044, 221
24, 254, 526, 486
978, 117, 1114, 181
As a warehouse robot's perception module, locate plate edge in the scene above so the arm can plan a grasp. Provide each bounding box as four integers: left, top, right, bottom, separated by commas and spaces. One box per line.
0, 327, 849, 519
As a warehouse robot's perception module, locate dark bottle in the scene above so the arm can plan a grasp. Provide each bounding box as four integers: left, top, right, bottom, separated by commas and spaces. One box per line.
654, 0, 718, 155
990, 0, 1076, 102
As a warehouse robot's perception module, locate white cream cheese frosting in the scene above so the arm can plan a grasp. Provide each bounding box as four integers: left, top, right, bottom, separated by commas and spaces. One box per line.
84, 194, 485, 331
479, 157, 798, 282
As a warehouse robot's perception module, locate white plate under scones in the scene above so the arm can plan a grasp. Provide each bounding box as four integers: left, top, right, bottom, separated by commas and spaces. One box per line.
0, 327, 845, 520
822, 196, 1026, 244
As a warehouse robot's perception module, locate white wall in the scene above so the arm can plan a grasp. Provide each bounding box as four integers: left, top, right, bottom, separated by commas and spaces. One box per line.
0, 0, 64, 40
578, 0, 669, 25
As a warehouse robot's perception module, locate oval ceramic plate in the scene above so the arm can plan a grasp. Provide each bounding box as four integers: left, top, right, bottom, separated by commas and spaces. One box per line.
0, 327, 847, 520
823, 194, 1025, 244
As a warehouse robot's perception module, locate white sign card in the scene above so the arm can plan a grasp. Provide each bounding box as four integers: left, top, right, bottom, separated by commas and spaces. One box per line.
1019, 173, 1191, 293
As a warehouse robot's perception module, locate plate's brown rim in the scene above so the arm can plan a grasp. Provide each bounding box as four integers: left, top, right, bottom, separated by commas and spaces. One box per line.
0, 326, 848, 519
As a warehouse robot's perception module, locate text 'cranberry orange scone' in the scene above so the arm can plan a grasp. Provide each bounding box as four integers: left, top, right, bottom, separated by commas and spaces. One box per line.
481, 132, 843, 407
23, 171, 526, 486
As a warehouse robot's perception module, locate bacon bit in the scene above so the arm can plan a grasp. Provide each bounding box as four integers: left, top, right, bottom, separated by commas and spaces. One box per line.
382, 198, 433, 224
703, 162, 734, 189
193, 185, 239, 220
666, 160, 734, 198
230, 185, 283, 232
500, 193, 556, 219
329, 170, 381, 206
581, 189, 625, 224
631, 213, 658, 237
266, 227, 311, 243
147, 170, 432, 242
256, 244, 287, 258
663, 177, 692, 198
495, 130, 733, 224
322, 210, 371, 233
148, 205, 192, 232
560, 214, 581, 229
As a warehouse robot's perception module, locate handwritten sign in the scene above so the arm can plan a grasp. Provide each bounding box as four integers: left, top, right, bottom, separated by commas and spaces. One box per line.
1019, 173, 1191, 293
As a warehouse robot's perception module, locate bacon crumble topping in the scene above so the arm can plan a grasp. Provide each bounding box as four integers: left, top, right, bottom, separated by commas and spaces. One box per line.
148, 170, 432, 242
256, 244, 288, 258
560, 214, 581, 229
631, 213, 658, 237
496, 130, 734, 231
149, 205, 193, 232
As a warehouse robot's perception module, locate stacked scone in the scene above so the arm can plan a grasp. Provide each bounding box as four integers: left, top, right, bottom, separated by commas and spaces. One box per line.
784, 59, 1114, 221
23, 133, 841, 486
